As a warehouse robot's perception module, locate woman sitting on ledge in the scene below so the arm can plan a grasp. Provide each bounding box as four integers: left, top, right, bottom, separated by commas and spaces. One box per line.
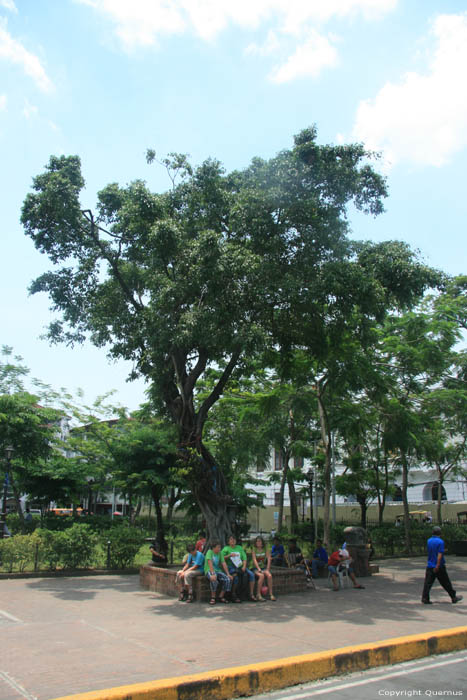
251, 536, 276, 601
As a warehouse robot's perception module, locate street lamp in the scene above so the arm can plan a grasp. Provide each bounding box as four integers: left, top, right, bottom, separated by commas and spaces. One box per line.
306, 469, 314, 532
1, 445, 14, 539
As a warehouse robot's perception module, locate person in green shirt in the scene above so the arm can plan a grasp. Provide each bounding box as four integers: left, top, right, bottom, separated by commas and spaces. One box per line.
204, 542, 233, 605
221, 535, 256, 602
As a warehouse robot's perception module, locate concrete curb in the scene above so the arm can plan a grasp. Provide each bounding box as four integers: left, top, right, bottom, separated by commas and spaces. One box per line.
53, 626, 467, 700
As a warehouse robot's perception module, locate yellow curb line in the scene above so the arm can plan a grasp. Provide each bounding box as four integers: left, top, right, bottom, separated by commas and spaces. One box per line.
53, 626, 467, 700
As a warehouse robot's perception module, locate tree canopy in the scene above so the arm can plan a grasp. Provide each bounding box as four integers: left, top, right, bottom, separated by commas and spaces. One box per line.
21, 127, 440, 541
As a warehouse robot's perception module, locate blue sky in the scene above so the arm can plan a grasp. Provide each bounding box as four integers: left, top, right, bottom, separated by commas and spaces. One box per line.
1, 0, 466, 411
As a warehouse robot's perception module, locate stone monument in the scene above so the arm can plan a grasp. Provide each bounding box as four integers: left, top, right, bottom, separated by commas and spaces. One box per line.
343, 526, 371, 577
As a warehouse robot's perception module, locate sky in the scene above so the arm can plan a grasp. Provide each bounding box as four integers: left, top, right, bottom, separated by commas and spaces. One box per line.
1, 0, 467, 412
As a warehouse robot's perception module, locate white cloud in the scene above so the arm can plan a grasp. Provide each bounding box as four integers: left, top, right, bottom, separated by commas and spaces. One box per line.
0, 0, 18, 12
75, 0, 397, 46
0, 19, 53, 92
22, 98, 38, 119
75, 0, 396, 83
351, 13, 467, 168
270, 30, 339, 83
0, 94, 6, 110
245, 30, 280, 57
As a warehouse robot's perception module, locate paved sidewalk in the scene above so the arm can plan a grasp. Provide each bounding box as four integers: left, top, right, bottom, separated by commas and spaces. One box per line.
1, 558, 466, 700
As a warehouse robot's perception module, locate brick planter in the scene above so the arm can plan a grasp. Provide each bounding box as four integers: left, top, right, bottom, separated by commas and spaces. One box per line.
140, 564, 308, 602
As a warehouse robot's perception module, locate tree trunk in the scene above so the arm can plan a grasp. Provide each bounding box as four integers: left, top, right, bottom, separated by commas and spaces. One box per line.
357, 495, 367, 528
183, 440, 234, 545
166, 487, 180, 529
287, 472, 299, 533
317, 392, 332, 548
277, 456, 288, 533
130, 498, 141, 525
436, 466, 443, 525
163, 349, 241, 546
9, 473, 25, 532
308, 471, 314, 536
373, 427, 387, 527
401, 451, 412, 554
151, 485, 166, 542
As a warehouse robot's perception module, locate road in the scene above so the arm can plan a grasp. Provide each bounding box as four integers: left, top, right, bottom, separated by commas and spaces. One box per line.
250, 650, 467, 700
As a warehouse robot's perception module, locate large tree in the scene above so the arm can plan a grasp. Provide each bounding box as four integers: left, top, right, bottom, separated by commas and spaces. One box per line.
21, 127, 435, 542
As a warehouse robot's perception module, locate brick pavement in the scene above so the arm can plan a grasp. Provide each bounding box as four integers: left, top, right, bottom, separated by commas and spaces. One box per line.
1, 557, 466, 700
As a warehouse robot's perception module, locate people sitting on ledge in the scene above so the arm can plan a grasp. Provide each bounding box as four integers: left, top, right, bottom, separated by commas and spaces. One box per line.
195, 531, 207, 553
148, 535, 167, 567
251, 536, 276, 601
221, 535, 256, 602
287, 538, 312, 581
176, 543, 205, 602
270, 536, 286, 567
204, 541, 233, 605
311, 538, 328, 579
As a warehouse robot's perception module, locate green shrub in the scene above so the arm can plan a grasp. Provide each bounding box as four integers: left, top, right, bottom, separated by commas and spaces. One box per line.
35, 529, 63, 570
5, 513, 38, 535
103, 528, 145, 569
289, 522, 314, 541
0, 532, 41, 572
33, 524, 99, 569
58, 524, 100, 569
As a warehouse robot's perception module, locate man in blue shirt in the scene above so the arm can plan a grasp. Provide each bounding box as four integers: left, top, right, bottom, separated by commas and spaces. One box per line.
271, 537, 285, 567
311, 539, 328, 579
421, 526, 462, 605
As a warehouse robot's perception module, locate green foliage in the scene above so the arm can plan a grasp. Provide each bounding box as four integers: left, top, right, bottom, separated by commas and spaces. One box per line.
0, 346, 30, 394
56, 524, 99, 569
103, 528, 146, 569
6, 513, 38, 534
367, 523, 467, 557
0, 392, 59, 464
34, 524, 99, 570
0, 533, 38, 572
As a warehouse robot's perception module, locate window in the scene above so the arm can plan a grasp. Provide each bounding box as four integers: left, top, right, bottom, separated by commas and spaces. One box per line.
274, 492, 281, 506
393, 487, 403, 502
274, 450, 283, 471
294, 456, 304, 469
422, 482, 447, 501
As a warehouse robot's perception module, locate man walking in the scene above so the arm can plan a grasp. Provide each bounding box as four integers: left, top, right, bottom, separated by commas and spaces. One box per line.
421, 526, 462, 605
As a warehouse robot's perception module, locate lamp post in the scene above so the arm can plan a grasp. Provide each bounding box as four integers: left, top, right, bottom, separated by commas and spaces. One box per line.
1, 445, 14, 539
306, 468, 314, 535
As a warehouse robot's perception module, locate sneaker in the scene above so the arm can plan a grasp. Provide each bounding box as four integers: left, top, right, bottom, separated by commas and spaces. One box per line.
421, 599, 432, 605
452, 595, 463, 604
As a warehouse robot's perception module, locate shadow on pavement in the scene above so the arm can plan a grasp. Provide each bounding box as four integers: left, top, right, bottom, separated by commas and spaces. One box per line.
26, 574, 140, 600
142, 558, 466, 626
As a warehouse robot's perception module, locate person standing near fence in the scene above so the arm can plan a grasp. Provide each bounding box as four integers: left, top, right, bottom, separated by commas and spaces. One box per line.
421, 526, 463, 605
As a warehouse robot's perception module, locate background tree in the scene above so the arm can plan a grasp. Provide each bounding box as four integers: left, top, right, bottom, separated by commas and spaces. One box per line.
110, 419, 179, 544
379, 297, 460, 551
0, 392, 61, 529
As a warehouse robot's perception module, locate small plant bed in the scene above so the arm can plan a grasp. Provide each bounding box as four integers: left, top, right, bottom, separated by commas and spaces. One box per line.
0, 524, 148, 574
